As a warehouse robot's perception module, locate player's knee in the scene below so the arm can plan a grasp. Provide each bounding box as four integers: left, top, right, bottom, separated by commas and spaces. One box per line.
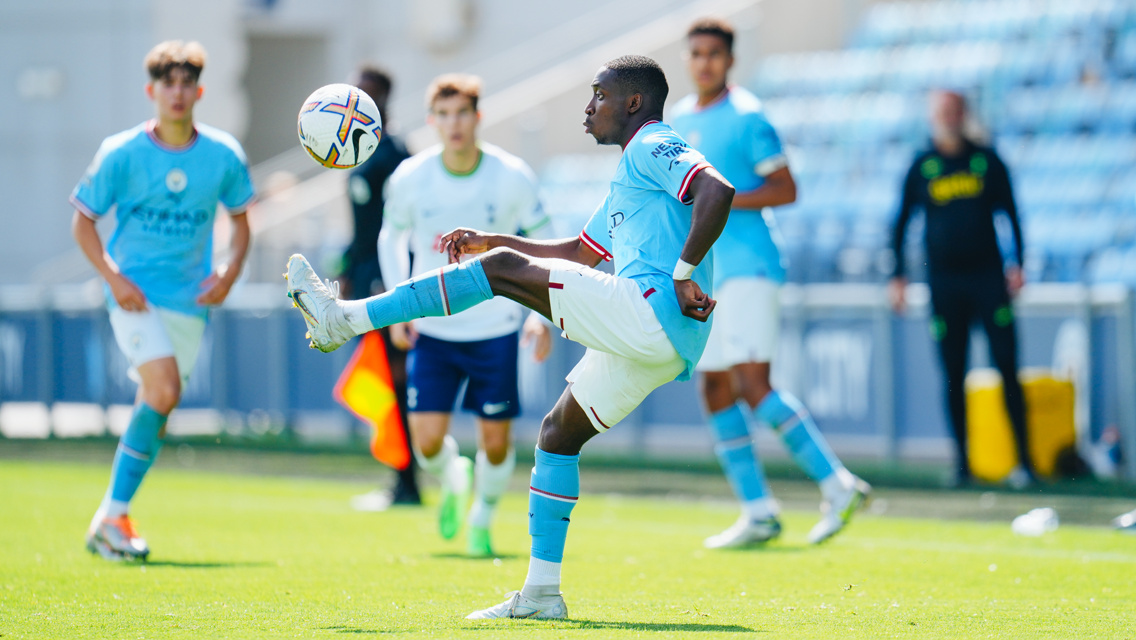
480, 247, 529, 280
483, 439, 510, 465
412, 428, 445, 458
146, 378, 181, 414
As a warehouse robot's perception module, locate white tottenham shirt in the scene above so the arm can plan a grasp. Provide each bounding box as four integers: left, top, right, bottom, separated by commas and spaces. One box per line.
381, 142, 550, 342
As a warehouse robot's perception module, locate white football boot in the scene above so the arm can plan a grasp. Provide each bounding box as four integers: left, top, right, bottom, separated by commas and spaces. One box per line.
86, 515, 150, 561
1113, 508, 1136, 533
704, 514, 782, 549
466, 591, 568, 620
808, 475, 872, 545
285, 254, 354, 353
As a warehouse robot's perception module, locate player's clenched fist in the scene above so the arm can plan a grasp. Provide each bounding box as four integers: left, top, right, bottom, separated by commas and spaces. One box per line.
674, 278, 715, 322
108, 273, 148, 312
440, 227, 494, 264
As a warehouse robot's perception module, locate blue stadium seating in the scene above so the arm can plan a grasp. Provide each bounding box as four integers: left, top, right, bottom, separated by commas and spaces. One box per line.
539, 0, 1136, 284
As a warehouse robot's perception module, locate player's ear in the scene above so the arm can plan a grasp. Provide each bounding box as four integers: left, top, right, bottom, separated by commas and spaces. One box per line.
196, 84, 205, 100
145, 82, 154, 100
627, 93, 642, 115
726, 53, 735, 72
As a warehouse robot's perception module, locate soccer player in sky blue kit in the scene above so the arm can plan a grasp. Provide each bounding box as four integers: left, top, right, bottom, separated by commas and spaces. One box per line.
71, 41, 255, 561
671, 19, 870, 548
285, 55, 735, 618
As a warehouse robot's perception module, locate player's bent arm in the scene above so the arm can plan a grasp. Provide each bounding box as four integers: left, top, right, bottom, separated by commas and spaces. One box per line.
71, 210, 147, 311
730, 166, 797, 210
441, 229, 602, 268
674, 168, 735, 322
197, 211, 251, 306
680, 168, 735, 266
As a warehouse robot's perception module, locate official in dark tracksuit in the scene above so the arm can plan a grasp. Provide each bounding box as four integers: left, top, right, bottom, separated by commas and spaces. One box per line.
344, 66, 419, 505
889, 91, 1035, 487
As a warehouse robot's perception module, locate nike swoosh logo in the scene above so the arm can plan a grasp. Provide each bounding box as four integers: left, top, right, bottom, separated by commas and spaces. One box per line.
290, 290, 320, 325
482, 401, 510, 415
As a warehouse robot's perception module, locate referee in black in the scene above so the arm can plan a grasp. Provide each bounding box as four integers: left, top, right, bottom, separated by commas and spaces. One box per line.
889, 90, 1036, 489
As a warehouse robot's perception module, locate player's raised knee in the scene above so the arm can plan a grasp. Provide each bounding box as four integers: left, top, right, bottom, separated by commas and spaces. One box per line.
478, 247, 530, 278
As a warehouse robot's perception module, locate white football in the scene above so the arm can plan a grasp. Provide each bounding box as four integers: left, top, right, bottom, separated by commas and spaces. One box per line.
297, 83, 383, 169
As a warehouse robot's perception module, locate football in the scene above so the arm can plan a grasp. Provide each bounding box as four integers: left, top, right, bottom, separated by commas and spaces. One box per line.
297, 83, 382, 169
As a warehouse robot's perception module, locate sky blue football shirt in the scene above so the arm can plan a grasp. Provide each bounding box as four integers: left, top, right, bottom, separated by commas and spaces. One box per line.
670, 86, 789, 287
71, 121, 255, 318
579, 121, 714, 381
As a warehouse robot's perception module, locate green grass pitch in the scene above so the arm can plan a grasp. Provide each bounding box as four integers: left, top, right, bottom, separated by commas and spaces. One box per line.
2, 457, 1134, 638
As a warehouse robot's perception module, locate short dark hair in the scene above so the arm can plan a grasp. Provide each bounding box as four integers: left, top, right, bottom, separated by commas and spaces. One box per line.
356, 64, 393, 97
603, 55, 669, 109
687, 17, 734, 53
144, 40, 206, 83
426, 73, 482, 111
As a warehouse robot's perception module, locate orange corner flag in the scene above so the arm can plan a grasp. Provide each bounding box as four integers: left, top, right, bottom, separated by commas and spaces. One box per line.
333, 331, 411, 470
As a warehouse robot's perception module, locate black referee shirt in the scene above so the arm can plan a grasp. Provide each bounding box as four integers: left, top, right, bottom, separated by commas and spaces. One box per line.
892, 138, 1022, 277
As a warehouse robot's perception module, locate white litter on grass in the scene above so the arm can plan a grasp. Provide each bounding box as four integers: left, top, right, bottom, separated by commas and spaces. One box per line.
1012, 508, 1059, 536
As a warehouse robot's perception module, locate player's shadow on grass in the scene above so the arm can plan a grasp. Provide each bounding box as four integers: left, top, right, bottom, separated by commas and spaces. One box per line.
429, 552, 523, 561
140, 560, 273, 569
718, 544, 807, 554
574, 621, 760, 633
466, 620, 759, 633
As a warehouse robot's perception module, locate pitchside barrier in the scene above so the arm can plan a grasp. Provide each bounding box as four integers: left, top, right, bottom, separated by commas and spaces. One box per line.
0, 282, 1132, 480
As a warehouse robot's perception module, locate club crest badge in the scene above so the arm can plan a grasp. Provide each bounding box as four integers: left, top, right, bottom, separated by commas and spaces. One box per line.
166, 168, 188, 193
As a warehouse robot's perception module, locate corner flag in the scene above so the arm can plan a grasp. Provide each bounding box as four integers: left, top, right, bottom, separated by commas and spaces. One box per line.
333, 331, 411, 470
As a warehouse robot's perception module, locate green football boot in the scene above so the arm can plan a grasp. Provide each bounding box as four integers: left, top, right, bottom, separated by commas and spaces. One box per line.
467, 525, 493, 557
439, 456, 473, 540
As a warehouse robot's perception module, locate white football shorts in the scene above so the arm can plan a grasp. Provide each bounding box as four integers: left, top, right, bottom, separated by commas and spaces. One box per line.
695, 276, 781, 372
109, 306, 207, 385
547, 261, 685, 433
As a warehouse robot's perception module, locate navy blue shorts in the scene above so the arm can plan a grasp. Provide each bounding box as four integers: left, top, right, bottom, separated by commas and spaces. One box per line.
406, 332, 521, 419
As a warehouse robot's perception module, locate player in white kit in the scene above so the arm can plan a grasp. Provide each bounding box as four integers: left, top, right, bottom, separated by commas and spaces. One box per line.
379, 74, 552, 556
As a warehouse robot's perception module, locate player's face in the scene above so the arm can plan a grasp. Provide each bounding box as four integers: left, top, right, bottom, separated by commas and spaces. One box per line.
930, 91, 966, 137
147, 67, 201, 123
686, 34, 733, 94
429, 94, 479, 153
584, 68, 627, 145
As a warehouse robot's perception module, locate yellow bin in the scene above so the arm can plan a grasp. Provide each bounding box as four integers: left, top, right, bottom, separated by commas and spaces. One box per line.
965, 367, 1076, 482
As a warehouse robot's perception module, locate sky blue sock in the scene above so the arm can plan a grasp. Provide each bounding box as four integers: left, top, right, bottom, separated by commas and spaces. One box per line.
108, 403, 167, 505
365, 259, 493, 329
528, 447, 580, 564
709, 404, 771, 503
756, 390, 839, 483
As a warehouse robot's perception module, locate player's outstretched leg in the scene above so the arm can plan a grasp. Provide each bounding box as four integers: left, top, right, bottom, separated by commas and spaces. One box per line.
87, 403, 166, 561
414, 434, 473, 540
285, 253, 494, 352
755, 391, 871, 544
703, 404, 782, 549
467, 447, 516, 557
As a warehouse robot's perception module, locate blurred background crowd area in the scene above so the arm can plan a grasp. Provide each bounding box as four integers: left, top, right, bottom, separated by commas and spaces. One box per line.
4, 0, 1136, 480
15, 0, 1136, 289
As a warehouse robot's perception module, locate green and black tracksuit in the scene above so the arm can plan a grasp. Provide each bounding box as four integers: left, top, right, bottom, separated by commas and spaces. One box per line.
892, 138, 1032, 479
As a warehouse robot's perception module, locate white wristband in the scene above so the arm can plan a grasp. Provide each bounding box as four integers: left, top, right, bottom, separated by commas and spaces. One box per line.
673, 259, 697, 281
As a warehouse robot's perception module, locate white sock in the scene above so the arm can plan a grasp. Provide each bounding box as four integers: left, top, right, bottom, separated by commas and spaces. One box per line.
521, 556, 562, 601
340, 299, 373, 335
105, 499, 130, 519
415, 434, 459, 479
819, 467, 856, 503
742, 497, 779, 521
469, 448, 515, 529
89, 492, 112, 531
